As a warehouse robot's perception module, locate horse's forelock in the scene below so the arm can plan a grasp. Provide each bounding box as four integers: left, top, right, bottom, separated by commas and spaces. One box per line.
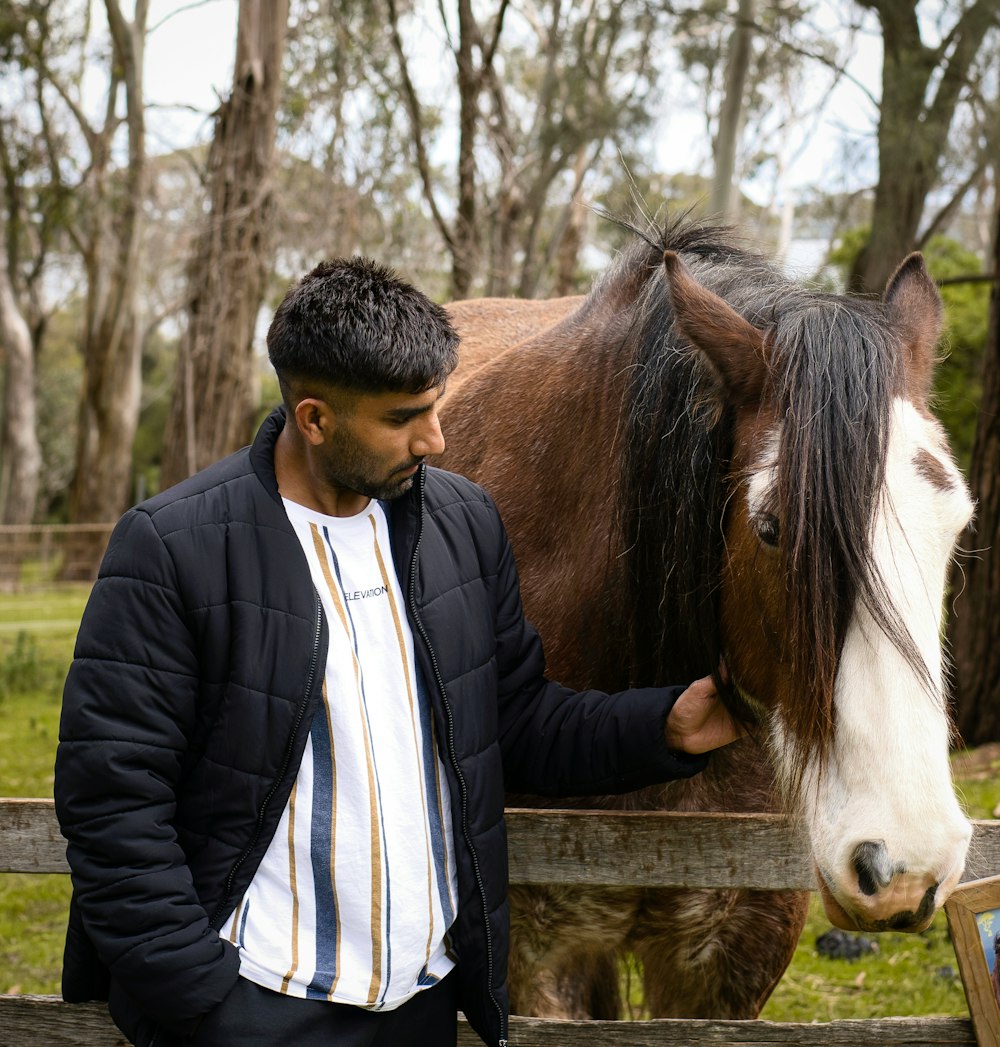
772, 302, 934, 778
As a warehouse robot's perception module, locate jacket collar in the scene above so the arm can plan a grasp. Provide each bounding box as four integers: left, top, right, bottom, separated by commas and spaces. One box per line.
250, 406, 287, 504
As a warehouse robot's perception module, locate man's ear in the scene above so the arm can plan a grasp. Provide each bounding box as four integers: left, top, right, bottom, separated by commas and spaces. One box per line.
293, 397, 333, 446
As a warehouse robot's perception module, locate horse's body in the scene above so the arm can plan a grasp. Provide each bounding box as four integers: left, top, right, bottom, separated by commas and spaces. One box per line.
438, 216, 974, 1019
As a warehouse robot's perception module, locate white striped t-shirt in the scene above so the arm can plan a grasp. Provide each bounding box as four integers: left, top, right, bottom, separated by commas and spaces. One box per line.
220, 497, 458, 1009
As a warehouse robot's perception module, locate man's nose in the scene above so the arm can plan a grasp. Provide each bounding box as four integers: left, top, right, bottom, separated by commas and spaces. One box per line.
413, 412, 446, 457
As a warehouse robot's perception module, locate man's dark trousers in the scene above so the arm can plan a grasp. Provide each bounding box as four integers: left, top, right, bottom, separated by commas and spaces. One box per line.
148, 973, 459, 1046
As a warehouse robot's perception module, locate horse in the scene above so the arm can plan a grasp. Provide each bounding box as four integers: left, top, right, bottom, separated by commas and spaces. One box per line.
436, 214, 975, 1019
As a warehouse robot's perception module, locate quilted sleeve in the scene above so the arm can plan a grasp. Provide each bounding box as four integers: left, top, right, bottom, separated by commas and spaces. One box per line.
54, 508, 240, 1028
488, 502, 709, 795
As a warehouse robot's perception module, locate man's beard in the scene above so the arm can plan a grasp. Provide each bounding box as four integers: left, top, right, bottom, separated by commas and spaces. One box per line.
324, 431, 422, 502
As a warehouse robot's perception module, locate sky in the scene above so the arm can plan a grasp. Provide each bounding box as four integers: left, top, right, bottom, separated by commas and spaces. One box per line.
142, 0, 240, 151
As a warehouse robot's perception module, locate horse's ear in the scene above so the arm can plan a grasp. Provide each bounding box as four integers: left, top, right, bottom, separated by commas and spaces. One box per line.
883, 252, 942, 400
663, 250, 768, 407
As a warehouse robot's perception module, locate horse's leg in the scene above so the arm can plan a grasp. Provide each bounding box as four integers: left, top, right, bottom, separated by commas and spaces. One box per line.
507, 884, 640, 1019
628, 887, 809, 1018
553, 949, 622, 1020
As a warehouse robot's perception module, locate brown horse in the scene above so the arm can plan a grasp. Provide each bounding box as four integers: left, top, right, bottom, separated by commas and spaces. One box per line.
438, 215, 974, 1019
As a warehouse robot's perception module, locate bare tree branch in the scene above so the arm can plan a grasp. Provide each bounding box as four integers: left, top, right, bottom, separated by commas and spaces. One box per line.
936, 272, 996, 286
384, 0, 456, 253
917, 158, 989, 248
148, 0, 219, 35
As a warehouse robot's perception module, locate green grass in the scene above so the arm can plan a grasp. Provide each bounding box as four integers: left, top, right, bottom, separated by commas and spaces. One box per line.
0, 874, 72, 995
0, 587, 87, 798
760, 895, 966, 1021
0, 586, 88, 994
0, 586, 995, 1018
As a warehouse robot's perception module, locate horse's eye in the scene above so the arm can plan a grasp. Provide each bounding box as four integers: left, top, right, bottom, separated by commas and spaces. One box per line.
755, 513, 780, 548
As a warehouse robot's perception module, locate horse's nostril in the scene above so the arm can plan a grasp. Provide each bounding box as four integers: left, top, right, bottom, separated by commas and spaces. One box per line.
885, 885, 938, 930
853, 841, 894, 896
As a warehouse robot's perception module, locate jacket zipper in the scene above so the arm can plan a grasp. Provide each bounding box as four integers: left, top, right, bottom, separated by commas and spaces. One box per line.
209, 591, 324, 927
405, 467, 507, 1047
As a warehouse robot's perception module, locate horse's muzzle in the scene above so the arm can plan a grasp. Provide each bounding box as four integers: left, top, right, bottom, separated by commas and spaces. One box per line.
814, 853, 940, 934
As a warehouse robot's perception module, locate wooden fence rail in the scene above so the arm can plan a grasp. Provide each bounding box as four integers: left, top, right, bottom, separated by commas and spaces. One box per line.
3, 799, 996, 1046
0, 524, 114, 589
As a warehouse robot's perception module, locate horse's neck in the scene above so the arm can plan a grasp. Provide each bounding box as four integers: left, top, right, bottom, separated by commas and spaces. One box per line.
439, 299, 640, 689
442, 299, 635, 490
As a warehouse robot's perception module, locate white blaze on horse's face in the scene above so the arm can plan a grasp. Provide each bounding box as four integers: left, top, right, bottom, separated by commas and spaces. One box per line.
751, 398, 974, 933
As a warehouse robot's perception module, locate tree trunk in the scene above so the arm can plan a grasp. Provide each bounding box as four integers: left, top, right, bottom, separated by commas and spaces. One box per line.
553, 198, 583, 298
159, 0, 290, 489
67, 0, 147, 528
451, 0, 480, 300
950, 195, 1000, 745
710, 0, 754, 220
486, 182, 521, 298
0, 219, 41, 525
850, 0, 996, 293
70, 303, 143, 522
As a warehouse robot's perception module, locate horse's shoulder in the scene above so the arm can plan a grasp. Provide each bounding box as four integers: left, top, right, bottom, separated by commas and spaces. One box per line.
446, 295, 584, 394
446, 295, 582, 328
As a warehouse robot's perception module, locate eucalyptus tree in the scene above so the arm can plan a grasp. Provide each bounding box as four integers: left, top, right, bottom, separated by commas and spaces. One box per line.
671, 0, 848, 232
0, 2, 88, 526
9, 0, 149, 528
850, 0, 998, 293
949, 88, 1000, 745
384, 0, 510, 298
949, 192, 1000, 745
159, 0, 291, 487
0, 185, 40, 525
381, 0, 677, 299
0, 11, 48, 526
272, 0, 443, 289
486, 0, 674, 298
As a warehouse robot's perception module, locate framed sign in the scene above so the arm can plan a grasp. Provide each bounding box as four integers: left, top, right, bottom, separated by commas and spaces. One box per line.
945, 874, 1000, 1045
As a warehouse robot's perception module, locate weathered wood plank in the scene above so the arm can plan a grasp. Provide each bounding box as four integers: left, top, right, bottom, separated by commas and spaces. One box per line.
4, 800, 1000, 887
491, 1015, 977, 1046
0, 997, 129, 1046
506, 810, 815, 889
0, 997, 977, 1046
0, 799, 67, 874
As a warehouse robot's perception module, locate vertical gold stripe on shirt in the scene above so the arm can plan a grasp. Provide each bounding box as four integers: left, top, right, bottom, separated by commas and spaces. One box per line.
369, 515, 437, 967
309, 522, 384, 1004
279, 779, 300, 994
228, 898, 243, 945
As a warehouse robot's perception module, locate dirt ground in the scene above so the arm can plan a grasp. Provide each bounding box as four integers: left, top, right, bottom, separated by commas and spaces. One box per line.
952, 741, 1000, 779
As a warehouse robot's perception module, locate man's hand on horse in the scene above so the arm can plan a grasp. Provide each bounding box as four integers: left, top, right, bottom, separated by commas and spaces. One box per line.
665, 672, 745, 754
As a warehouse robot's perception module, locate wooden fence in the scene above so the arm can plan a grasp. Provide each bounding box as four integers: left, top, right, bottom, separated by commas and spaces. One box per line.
2, 800, 998, 1046
0, 525, 115, 590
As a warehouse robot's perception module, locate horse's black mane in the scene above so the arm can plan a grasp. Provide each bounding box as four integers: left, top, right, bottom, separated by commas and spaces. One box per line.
603, 214, 928, 769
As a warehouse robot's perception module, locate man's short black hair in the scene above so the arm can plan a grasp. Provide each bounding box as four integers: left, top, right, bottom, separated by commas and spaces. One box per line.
267, 257, 459, 398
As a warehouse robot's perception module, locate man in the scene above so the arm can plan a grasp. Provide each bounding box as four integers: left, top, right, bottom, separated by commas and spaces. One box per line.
54, 258, 741, 1047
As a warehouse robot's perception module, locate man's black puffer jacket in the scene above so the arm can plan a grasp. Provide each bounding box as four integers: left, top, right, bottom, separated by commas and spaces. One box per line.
54, 407, 707, 1047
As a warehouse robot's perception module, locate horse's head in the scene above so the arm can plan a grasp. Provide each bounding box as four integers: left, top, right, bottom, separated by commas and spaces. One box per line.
662, 249, 973, 933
